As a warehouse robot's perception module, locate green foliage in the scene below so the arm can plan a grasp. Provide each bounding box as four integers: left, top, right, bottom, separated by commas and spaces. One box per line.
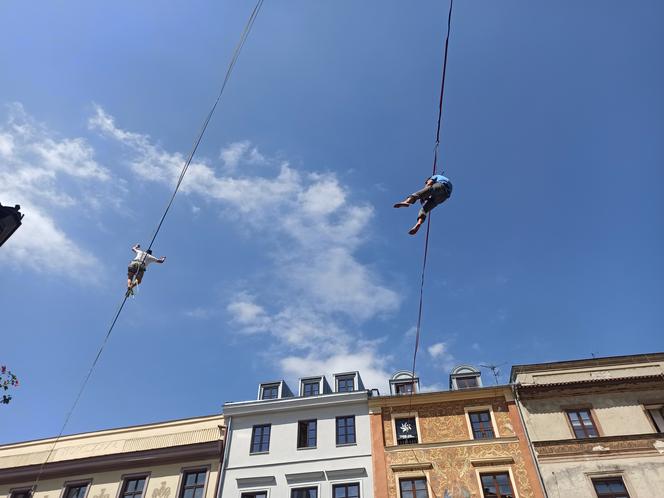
1, 365, 19, 404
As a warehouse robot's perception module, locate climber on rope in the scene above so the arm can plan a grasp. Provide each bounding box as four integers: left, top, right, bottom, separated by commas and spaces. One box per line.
126, 244, 166, 296
394, 173, 453, 235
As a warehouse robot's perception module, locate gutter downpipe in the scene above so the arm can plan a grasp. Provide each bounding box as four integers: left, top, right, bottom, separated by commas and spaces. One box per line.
216, 416, 232, 498
512, 383, 549, 498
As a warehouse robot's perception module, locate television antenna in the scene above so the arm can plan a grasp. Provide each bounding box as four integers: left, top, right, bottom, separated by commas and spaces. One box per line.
480, 363, 506, 385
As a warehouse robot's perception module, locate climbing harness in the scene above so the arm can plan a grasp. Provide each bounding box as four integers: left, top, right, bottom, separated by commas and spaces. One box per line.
31, 0, 265, 490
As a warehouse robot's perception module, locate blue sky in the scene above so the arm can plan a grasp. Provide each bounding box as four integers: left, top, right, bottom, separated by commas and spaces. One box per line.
0, 0, 662, 443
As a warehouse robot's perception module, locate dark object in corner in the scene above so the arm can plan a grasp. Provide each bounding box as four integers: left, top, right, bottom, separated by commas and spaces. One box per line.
0, 203, 23, 248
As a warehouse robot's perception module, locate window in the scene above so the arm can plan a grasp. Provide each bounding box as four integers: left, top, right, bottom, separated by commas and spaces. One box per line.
121, 478, 147, 498
250, 424, 271, 453
399, 478, 428, 498
302, 380, 320, 397
566, 409, 599, 438
480, 473, 515, 498
469, 411, 495, 439
333, 483, 360, 498
63, 484, 89, 498
395, 382, 414, 395
291, 488, 317, 498
241, 493, 267, 498
297, 419, 317, 448
336, 415, 356, 444
180, 470, 207, 498
261, 384, 279, 400
395, 417, 418, 445
456, 376, 478, 388
592, 477, 630, 498
10, 490, 32, 498
646, 405, 664, 432
336, 376, 355, 392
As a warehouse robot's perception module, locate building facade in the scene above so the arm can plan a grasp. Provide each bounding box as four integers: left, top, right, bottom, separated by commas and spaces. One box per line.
220, 372, 374, 498
511, 353, 664, 498
369, 369, 545, 498
0, 415, 225, 498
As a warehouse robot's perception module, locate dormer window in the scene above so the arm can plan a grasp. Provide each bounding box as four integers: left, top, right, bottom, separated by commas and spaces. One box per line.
336, 375, 355, 392
456, 376, 478, 389
395, 382, 415, 395
299, 377, 323, 397
389, 371, 420, 395
260, 383, 280, 400
449, 365, 482, 390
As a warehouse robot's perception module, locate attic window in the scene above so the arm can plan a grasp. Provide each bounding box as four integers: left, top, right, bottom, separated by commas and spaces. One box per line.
395, 382, 415, 394
456, 376, 478, 389
260, 384, 279, 400
302, 380, 320, 397
336, 375, 355, 392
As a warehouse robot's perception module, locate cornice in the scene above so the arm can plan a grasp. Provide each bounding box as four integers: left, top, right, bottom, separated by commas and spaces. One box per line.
0, 441, 222, 485
368, 386, 511, 408
223, 390, 368, 416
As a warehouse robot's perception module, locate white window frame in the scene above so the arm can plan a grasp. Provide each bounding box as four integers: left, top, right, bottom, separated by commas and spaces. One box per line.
239, 490, 271, 498
464, 405, 500, 440
288, 483, 321, 498
335, 373, 357, 392
328, 480, 363, 498
474, 466, 520, 498
299, 377, 323, 397
395, 472, 433, 498
391, 411, 422, 446
258, 383, 281, 400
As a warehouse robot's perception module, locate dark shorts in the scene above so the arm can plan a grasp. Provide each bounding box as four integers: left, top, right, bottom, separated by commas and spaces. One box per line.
412, 182, 452, 219
127, 261, 146, 278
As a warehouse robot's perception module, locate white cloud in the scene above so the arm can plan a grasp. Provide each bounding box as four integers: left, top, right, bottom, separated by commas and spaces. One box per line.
428, 342, 447, 358
0, 104, 109, 277
280, 349, 393, 394
89, 105, 403, 389
427, 341, 457, 372
219, 140, 265, 172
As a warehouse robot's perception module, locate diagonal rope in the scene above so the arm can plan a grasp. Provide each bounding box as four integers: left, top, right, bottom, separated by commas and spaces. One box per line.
30, 0, 265, 490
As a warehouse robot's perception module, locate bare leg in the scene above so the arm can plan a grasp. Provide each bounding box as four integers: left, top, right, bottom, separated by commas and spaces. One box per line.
394, 196, 417, 208
409, 216, 425, 235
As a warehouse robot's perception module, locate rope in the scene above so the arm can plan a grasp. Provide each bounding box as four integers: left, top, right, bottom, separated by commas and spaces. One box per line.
404, 1, 455, 496
30, 0, 265, 489
410, 0, 454, 388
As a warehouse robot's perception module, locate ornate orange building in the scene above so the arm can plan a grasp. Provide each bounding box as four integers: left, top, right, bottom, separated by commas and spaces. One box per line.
369, 368, 545, 498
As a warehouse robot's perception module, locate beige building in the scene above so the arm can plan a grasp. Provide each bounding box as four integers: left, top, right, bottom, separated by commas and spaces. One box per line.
0, 415, 224, 498
511, 353, 664, 498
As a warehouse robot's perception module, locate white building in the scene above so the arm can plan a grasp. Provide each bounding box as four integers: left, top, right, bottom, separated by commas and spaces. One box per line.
219, 372, 374, 498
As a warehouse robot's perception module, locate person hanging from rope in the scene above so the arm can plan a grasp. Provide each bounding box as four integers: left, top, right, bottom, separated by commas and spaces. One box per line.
394, 173, 453, 235
126, 244, 166, 296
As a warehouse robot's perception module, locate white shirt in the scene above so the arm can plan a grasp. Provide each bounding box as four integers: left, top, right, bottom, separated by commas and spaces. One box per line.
132, 248, 160, 267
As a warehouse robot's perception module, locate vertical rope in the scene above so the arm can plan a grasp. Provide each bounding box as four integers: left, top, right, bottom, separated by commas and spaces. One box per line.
404, 1, 455, 496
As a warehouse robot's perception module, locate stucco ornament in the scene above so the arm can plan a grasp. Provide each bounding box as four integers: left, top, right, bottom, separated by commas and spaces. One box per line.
654, 440, 664, 454
152, 482, 171, 498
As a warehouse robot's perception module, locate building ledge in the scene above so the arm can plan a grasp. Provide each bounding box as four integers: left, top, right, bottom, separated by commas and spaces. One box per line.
533, 432, 664, 460
385, 436, 519, 452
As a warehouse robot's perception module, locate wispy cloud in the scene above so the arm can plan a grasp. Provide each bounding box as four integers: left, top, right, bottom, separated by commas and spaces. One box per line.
90, 105, 401, 390
0, 103, 111, 277
428, 341, 457, 372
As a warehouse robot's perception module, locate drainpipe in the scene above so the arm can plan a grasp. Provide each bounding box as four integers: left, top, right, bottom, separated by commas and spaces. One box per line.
216, 416, 232, 498
512, 383, 549, 498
